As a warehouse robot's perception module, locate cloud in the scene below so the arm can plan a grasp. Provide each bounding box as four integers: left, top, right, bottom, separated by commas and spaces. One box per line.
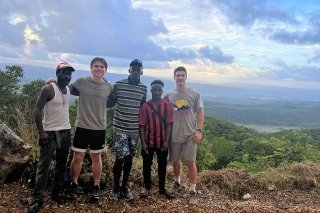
261, 59, 320, 81
308, 50, 320, 63
269, 11, 320, 44
199, 46, 234, 63
202, 0, 297, 27
0, 0, 169, 61
196, 0, 320, 45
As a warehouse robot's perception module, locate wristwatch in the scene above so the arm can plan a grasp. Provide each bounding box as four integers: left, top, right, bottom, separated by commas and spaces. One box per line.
197, 128, 203, 132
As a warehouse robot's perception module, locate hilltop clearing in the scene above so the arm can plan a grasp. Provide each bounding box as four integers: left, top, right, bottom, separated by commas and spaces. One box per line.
1, 162, 320, 213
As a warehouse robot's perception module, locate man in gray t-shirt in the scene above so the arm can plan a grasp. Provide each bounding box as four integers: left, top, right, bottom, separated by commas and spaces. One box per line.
68, 57, 112, 201
164, 66, 204, 200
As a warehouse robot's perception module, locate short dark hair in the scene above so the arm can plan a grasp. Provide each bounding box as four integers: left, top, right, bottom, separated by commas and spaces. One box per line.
151, 79, 164, 87
90, 57, 108, 69
174, 66, 187, 75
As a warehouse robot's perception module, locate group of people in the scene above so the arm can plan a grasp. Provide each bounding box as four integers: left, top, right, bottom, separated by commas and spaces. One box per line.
29, 57, 204, 212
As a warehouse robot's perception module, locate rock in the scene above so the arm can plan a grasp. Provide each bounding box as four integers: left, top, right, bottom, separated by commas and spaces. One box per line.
188, 196, 198, 205
0, 121, 32, 183
268, 184, 276, 191
242, 193, 252, 200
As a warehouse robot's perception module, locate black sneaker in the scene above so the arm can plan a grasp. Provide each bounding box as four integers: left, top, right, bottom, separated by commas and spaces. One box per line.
68, 182, 78, 193
189, 189, 197, 195
159, 189, 175, 199
92, 185, 103, 198
52, 194, 66, 205
28, 200, 43, 213
174, 181, 183, 193
90, 185, 102, 203
120, 186, 134, 200
110, 187, 120, 201
66, 182, 78, 199
174, 181, 181, 189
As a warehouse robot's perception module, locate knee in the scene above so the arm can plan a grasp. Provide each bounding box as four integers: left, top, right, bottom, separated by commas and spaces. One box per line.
72, 152, 85, 164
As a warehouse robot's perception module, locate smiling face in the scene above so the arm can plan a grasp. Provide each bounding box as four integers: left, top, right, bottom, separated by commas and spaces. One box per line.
91, 60, 107, 80
174, 70, 187, 86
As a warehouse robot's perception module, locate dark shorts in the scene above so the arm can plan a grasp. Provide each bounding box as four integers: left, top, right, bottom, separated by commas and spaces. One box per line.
72, 127, 106, 153
113, 132, 139, 159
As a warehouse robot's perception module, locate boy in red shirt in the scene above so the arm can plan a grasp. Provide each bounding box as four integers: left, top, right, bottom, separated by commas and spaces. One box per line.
139, 80, 174, 199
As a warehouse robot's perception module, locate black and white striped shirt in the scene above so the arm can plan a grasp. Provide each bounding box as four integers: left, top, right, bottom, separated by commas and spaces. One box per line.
109, 78, 147, 135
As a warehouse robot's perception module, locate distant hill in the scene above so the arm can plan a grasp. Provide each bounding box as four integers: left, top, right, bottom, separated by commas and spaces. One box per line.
204, 98, 320, 130
1, 64, 320, 131
4, 64, 318, 101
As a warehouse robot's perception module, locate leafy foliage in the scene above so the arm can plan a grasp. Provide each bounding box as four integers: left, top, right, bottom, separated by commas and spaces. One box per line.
1, 65, 320, 177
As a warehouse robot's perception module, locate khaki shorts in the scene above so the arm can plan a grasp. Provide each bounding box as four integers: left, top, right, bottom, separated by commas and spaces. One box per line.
169, 138, 197, 162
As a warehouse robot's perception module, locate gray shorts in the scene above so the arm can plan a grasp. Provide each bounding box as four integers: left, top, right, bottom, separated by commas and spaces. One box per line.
113, 132, 139, 159
169, 138, 197, 162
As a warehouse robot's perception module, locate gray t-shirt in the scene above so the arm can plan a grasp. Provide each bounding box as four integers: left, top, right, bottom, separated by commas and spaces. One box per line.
71, 77, 112, 130
164, 87, 204, 143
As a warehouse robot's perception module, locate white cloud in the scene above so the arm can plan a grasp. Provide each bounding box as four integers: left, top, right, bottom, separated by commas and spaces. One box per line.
0, 0, 319, 89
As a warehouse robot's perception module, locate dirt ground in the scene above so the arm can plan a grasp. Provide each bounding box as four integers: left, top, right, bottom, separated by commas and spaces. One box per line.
1, 182, 320, 213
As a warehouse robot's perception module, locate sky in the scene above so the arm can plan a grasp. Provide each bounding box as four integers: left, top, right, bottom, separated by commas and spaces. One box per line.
0, 0, 320, 89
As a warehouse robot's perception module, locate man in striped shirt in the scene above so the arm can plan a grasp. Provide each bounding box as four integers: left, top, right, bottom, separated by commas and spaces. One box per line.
139, 80, 175, 199
108, 59, 147, 200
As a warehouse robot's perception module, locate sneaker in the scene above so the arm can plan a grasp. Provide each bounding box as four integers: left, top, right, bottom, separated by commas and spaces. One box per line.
139, 188, 150, 198
159, 189, 175, 199
110, 187, 120, 201
28, 200, 43, 213
189, 189, 197, 195
174, 181, 183, 193
120, 186, 134, 200
174, 181, 181, 189
52, 194, 66, 205
66, 182, 78, 199
67, 182, 78, 194
91, 185, 103, 198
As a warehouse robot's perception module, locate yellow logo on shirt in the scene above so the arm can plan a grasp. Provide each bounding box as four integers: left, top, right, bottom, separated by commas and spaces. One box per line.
174, 99, 190, 111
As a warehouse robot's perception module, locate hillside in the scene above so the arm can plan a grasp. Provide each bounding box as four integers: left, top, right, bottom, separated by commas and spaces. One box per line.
204, 98, 320, 131
1, 161, 320, 212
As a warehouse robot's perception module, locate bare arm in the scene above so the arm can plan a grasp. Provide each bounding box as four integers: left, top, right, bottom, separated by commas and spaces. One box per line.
34, 85, 54, 144
68, 84, 79, 96
197, 107, 204, 129
193, 107, 204, 144
162, 123, 172, 151
139, 125, 148, 154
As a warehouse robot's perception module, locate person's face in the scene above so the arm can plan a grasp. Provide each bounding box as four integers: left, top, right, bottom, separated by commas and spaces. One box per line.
129, 65, 143, 81
91, 60, 106, 78
174, 70, 187, 86
57, 69, 73, 87
151, 84, 163, 99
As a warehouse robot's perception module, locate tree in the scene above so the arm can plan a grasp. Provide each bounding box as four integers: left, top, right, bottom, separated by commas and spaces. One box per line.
196, 137, 216, 171
211, 137, 237, 169
0, 65, 24, 127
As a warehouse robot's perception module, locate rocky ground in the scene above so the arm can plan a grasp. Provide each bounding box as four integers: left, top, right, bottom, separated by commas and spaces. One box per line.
1, 182, 320, 213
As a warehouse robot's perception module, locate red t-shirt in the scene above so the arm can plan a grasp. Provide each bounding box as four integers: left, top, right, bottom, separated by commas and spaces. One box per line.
139, 99, 173, 148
